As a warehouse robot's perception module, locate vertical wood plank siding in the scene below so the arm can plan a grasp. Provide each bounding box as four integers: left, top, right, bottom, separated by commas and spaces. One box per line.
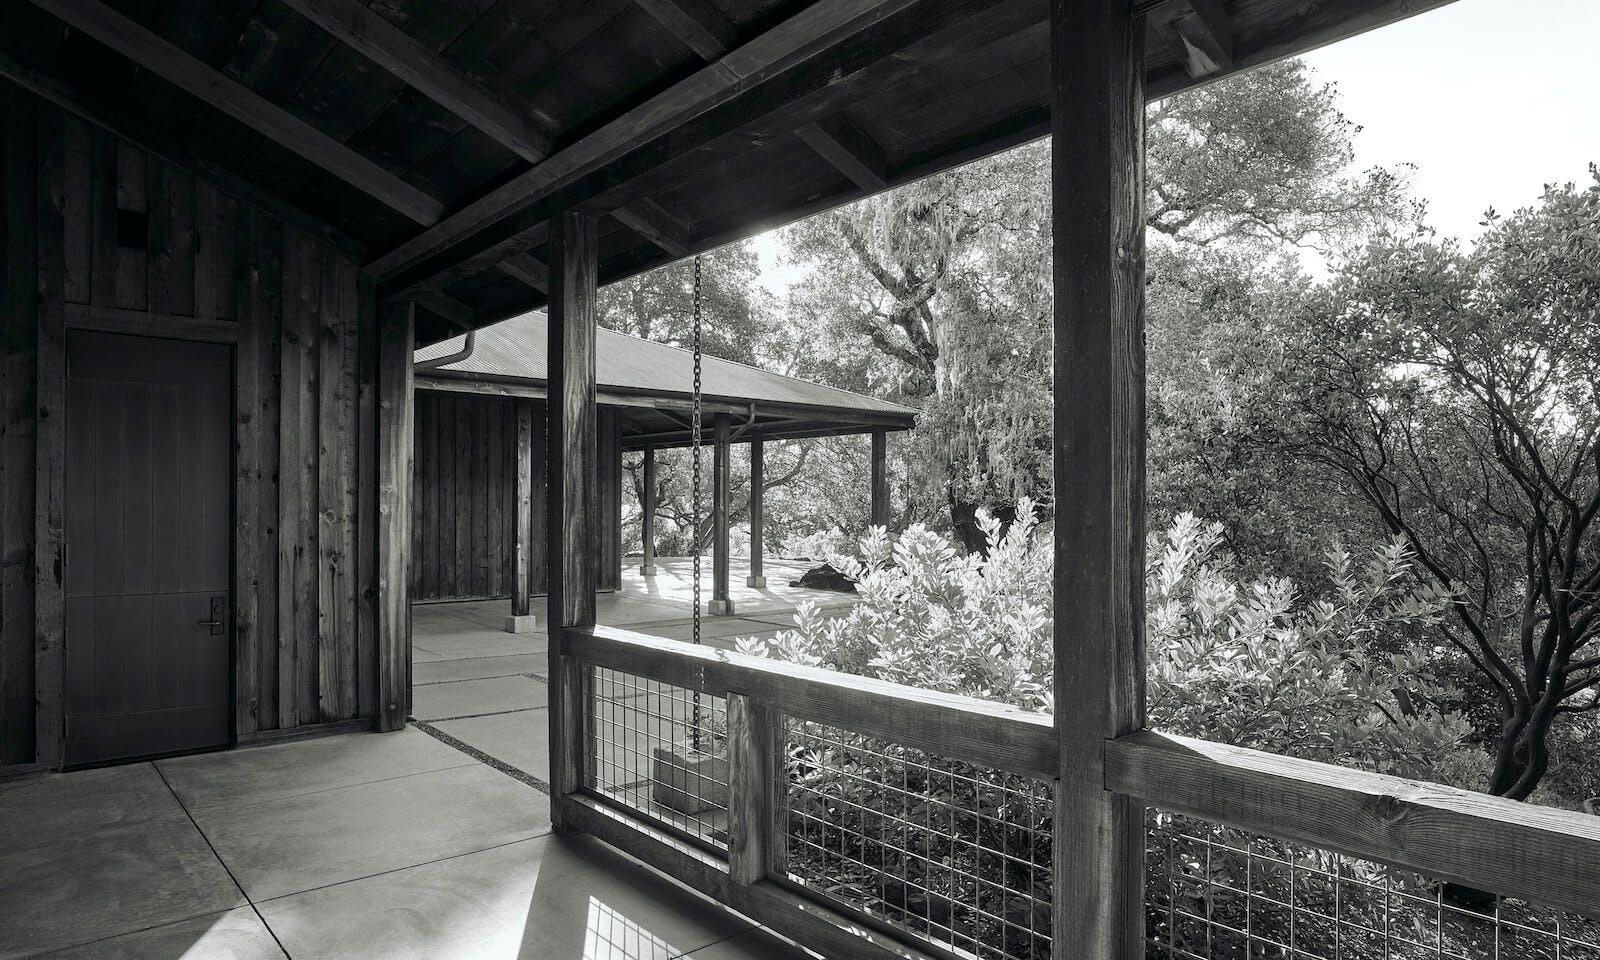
0, 86, 40, 764
410, 390, 622, 601
0, 87, 385, 769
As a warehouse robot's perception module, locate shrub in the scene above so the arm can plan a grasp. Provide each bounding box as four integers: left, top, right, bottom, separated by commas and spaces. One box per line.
740, 504, 1494, 959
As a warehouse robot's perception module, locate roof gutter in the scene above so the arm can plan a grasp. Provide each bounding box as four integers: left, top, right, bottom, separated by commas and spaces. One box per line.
414, 330, 476, 373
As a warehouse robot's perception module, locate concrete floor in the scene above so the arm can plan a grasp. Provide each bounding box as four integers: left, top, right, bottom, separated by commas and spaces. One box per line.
0, 559, 848, 960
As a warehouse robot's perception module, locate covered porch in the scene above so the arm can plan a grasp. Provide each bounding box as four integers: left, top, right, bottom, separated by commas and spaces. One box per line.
2, 0, 1598, 956
0, 725, 794, 960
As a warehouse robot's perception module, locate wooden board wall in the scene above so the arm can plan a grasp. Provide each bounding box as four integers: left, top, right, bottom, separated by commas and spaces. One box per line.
411, 391, 621, 602
0, 84, 380, 769
1, 84, 40, 766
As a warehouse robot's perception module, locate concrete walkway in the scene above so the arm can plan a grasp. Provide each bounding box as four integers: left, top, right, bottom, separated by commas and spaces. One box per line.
407, 558, 848, 794
0, 560, 846, 959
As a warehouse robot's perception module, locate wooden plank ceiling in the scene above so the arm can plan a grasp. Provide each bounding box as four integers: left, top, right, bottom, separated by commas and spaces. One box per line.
0, 0, 1455, 345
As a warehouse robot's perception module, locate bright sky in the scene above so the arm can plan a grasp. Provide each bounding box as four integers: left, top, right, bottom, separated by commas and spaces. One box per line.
752, 0, 1600, 292
1300, 0, 1600, 244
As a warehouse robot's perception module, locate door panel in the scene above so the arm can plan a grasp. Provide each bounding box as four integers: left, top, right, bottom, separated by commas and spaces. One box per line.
65, 332, 231, 766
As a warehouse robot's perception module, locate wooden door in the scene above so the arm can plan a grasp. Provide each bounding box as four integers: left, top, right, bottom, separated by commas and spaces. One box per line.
64, 331, 232, 766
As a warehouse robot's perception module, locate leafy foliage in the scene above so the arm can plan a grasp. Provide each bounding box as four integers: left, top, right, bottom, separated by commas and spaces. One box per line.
744, 505, 1482, 783
1275, 169, 1600, 800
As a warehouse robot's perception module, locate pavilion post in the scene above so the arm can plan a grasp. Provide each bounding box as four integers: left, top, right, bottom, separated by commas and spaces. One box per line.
639, 447, 657, 576
547, 210, 599, 829
375, 299, 414, 733
505, 396, 537, 632
1050, 0, 1147, 957
708, 413, 734, 615
746, 439, 765, 588
869, 427, 889, 528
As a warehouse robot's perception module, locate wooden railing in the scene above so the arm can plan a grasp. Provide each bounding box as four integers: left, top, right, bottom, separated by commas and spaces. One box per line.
555, 625, 1600, 960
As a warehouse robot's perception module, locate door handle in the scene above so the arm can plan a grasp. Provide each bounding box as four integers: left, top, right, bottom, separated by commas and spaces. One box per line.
200, 595, 226, 635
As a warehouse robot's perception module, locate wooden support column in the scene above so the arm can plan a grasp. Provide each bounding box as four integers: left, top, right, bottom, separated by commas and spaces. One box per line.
727, 694, 780, 885
506, 396, 537, 633
708, 413, 733, 615
546, 210, 599, 828
639, 447, 657, 576
869, 428, 889, 529
375, 299, 415, 733
34, 102, 66, 768
1050, 0, 1147, 958
746, 440, 765, 589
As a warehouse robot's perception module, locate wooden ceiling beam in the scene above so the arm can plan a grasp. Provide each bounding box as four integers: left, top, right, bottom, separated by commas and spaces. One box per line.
1153, 0, 1232, 78
410, 289, 476, 331
633, 0, 736, 60
498, 254, 550, 293
367, 0, 959, 285
279, 0, 553, 163
27, 0, 446, 225
612, 199, 691, 258
797, 117, 887, 191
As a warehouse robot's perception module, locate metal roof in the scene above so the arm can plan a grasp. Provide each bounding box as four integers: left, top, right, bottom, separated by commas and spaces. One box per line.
415, 311, 917, 429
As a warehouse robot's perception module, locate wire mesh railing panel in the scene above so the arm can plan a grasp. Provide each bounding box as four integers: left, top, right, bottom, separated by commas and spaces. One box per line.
584, 666, 729, 849
779, 719, 1055, 960
1144, 810, 1600, 960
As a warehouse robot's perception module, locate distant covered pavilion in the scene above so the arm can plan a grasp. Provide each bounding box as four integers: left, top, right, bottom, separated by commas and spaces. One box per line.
413, 310, 914, 628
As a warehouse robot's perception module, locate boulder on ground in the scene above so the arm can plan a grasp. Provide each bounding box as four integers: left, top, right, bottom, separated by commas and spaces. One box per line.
790, 562, 857, 593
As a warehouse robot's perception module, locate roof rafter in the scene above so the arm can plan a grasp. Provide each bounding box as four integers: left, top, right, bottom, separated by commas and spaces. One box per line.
612, 199, 691, 257
366, 0, 961, 285
411, 289, 476, 331
279, 0, 554, 163
499, 254, 550, 293
27, 0, 447, 225
633, 0, 736, 60
1153, 0, 1232, 78
797, 116, 887, 191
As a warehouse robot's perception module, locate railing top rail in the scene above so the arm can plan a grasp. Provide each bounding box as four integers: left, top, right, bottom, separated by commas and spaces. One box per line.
567, 624, 1057, 780
569, 624, 1600, 924
1108, 729, 1600, 921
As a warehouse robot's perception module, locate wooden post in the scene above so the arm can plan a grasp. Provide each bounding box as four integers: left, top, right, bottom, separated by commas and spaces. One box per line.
869, 428, 888, 529
34, 103, 66, 768
746, 440, 765, 588
708, 412, 733, 615
546, 210, 599, 828
1050, 0, 1147, 958
506, 396, 537, 632
375, 299, 415, 733
639, 447, 656, 576
727, 693, 779, 886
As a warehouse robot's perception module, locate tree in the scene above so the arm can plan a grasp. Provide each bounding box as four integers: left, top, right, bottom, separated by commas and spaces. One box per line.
781, 59, 1410, 547
1146, 58, 1412, 252
1280, 170, 1600, 800
597, 239, 772, 363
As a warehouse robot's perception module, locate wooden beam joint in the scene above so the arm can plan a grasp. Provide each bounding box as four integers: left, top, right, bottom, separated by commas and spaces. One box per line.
633, 0, 736, 61
1154, 0, 1232, 78
797, 117, 887, 191
498, 252, 550, 293
612, 199, 691, 258
281, 0, 553, 162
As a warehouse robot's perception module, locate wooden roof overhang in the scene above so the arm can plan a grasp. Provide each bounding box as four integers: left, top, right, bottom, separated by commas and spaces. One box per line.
412, 310, 916, 448
1, 0, 1457, 346
418, 367, 915, 450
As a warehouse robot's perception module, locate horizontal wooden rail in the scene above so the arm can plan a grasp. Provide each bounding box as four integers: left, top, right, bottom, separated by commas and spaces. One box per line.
1105, 729, 1600, 921
566, 625, 1057, 780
